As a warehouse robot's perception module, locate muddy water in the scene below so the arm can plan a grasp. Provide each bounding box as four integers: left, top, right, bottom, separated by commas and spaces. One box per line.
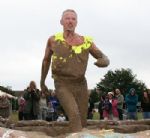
0, 127, 150, 138
66, 129, 150, 138
0, 127, 51, 138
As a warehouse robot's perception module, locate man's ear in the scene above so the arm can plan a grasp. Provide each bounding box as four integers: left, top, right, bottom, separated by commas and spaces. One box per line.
60, 19, 63, 25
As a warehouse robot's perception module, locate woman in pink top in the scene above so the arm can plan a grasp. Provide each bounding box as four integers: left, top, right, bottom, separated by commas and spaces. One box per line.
103, 94, 112, 120
107, 92, 119, 121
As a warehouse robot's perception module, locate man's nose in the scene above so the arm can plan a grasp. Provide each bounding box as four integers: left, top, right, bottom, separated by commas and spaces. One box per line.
68, 18, 74, 22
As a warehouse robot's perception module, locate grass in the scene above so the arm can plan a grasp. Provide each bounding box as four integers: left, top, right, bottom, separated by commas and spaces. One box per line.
93, 112, 100, 120
9, 111, 18, 122
92, 112, 143, 120
137, 112, 143, 120
9, 111, 143, 122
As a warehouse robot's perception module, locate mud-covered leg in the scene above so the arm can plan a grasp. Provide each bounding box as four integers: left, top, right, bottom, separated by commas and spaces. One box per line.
54, 80, 82, 132
75, 80, 89, 128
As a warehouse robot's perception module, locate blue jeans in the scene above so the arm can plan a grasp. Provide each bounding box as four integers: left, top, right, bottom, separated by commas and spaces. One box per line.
143, 112, 150, 119
128, 112, 137, 120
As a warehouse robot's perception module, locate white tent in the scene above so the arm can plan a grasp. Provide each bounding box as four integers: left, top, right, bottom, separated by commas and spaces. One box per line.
0, 90, 17, 99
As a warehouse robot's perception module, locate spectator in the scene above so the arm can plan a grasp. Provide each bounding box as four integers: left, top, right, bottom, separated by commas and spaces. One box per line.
87, 97, 95, 119
23, 81, 40, 120
57, 112, 66, 122
125, 88, 138, 120
0, 95, 10, 118
102, 94, 112, 120
108, 92, 119, 121
46, 101, 55, 121
18, 95, 25, 120
98, 95, 105, 120
115, 89, 124, 120
141, 91, 150, 119
39, 92, 47, 120
48, 91, 60, 120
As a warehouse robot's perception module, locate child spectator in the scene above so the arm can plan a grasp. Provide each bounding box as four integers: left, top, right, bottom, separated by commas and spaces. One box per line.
46, 101, 55, 121
57, 112, 66, 122
18, 96, 25, 120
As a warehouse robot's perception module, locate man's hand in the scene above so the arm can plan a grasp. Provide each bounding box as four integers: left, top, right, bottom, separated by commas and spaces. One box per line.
40, 83, 49, 95
94, 56, 110, 67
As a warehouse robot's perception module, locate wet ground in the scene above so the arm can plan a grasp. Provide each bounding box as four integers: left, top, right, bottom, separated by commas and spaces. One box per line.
0, 127, 150, 138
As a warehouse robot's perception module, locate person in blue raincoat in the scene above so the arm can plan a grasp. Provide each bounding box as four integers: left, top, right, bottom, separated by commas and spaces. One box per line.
125, 88, 138, 120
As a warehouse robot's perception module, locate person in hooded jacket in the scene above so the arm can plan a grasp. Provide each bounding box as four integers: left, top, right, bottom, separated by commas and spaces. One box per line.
125, 88, 138, 120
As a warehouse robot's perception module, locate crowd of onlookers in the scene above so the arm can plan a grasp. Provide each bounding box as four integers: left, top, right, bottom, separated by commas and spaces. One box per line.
0, 81, 66, 122
0, 81, 150, 122
88, 88, 150, 121
18, 81, 66, 122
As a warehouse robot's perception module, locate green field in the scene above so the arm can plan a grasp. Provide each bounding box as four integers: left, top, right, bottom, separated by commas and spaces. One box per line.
10, 111, 143, 122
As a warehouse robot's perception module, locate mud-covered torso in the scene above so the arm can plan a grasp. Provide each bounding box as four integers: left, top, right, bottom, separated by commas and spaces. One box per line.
51, 33, 93, 80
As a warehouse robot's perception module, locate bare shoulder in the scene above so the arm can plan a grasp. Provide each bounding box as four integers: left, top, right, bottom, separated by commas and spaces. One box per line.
90, 42, 100, 50
47, 35, 55, 47
75, 33, 84, 43
76, 33, 83, 38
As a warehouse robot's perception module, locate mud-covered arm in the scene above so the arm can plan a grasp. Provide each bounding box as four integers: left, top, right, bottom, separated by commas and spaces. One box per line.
40, 37, 53, 93
89, 43, 110, 67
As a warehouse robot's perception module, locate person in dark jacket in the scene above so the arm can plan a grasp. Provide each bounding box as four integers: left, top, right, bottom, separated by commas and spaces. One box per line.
141, 91, 150, 119
87, 97, 95, 119
125, 88, 138, 120
98, 95, 105, 120
23, 81, 40, 120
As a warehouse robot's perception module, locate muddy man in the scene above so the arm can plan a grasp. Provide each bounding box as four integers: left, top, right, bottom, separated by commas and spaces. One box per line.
40, 9, 109, 132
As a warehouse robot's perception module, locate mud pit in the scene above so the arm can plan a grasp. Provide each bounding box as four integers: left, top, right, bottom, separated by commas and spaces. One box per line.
0, 127, 150, 138
0, 118, 150, 138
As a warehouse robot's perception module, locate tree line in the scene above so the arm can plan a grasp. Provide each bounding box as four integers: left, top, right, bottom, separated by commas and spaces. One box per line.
90, 68, 147, 103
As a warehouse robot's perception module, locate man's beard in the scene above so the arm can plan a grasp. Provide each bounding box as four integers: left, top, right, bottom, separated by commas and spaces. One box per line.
66, 27, 74, 32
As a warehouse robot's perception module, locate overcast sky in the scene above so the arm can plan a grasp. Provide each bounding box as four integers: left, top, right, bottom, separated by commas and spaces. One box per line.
0, 0, 150, 90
